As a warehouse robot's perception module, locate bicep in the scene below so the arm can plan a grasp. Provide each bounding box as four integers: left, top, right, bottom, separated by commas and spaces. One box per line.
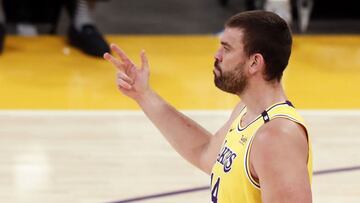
259, 160, 311, 203
252, 120, 311, 203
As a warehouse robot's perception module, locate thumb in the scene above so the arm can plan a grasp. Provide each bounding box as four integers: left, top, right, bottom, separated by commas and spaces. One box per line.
140, 50, 149, 71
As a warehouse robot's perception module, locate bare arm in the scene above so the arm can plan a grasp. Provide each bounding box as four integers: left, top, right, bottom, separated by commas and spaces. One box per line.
136, 89, 215, 173
251, 119, 312, 203
104, 44, 242, 174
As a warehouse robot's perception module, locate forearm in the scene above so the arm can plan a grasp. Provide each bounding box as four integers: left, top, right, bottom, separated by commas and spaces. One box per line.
136, 89, 213, 172
103, 45, 214, 172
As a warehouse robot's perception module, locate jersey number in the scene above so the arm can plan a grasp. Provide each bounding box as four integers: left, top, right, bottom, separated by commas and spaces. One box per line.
211, 173, 220, 203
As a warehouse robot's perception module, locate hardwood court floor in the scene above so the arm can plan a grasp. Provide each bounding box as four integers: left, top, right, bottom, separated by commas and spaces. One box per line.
0, 35, 360, 109
0, 111, 359, 203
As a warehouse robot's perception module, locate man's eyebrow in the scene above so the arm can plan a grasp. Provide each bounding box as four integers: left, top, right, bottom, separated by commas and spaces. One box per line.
221, 41, 232, 49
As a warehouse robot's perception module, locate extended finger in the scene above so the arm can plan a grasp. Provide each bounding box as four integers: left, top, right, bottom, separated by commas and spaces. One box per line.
110, 44, 134, 65
104, 53, 125, 71
140, 50, 149, 71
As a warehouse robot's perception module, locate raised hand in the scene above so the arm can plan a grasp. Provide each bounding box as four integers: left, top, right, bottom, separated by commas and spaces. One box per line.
104, 44, 151, 101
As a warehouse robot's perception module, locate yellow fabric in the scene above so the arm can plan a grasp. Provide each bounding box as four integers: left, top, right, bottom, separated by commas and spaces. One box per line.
210, 101, 312, 203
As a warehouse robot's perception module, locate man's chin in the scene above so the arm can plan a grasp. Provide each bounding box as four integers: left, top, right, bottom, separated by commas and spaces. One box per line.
214, 80, 243, 95
214, 80, 226, 92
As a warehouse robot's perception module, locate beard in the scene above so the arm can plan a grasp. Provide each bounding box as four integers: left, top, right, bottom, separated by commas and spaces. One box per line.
214, 59, 248, 95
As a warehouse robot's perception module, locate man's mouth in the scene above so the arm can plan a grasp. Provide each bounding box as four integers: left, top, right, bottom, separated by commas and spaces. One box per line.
214, 60, 221, 72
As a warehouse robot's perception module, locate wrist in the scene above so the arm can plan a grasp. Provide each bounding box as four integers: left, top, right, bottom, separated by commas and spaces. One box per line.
135, 88, 155, 105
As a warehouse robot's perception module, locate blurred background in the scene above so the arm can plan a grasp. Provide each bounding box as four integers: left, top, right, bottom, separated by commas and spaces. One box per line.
82, 0, 360, 34
0, 0, 359, 203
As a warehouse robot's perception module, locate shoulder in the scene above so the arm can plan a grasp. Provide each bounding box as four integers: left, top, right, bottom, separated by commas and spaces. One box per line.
256, 118, 308, 145
251, 118, 309, 169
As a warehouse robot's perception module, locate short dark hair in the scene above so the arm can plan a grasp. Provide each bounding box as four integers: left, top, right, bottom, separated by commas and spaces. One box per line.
225, 10, 292, 82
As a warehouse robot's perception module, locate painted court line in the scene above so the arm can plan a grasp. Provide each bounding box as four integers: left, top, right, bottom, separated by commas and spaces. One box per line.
110, 165, 360, 203
313, 165, 360, 175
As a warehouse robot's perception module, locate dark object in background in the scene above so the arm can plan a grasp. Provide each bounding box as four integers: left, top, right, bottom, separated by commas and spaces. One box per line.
3, 0, 64, 34
3, 0, 63, 24
218, 0, 360, 19
310, 0, 360, 19
218, 0, 265, 9
291, 0, 360, 20
2, 0, 110, 57
68, 24, 110, 57
0, 23, 5, 54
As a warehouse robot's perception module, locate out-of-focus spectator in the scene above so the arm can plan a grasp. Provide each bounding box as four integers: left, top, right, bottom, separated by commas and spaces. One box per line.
264, 0, 292, 24
66, 0, 110, 57
264, 0, 313, 32
1, 0, 110, 57
0, 0, 5, 54
219, 0, 314, 32
295, 0, 313, 32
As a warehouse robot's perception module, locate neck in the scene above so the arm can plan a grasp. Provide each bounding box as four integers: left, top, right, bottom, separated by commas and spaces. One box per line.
239, 80, 287, 116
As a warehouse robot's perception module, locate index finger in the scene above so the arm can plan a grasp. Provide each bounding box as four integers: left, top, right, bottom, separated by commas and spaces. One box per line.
103, 52, 125, 71
110, 44, 134, 65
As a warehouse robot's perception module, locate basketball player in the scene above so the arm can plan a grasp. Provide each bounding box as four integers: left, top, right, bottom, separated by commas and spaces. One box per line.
104, 10, 312, 203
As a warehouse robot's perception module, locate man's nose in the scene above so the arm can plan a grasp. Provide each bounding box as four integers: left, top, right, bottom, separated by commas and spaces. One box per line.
214, 49, 223, 62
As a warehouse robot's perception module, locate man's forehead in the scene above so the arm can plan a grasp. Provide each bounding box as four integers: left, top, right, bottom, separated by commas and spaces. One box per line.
220, 28, 244, 47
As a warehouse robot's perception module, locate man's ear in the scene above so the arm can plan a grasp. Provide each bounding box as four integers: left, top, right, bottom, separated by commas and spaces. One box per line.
249, 53, 264, 75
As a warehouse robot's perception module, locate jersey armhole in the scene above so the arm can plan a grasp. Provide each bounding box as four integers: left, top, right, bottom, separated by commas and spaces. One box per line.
244, 135, 261, 190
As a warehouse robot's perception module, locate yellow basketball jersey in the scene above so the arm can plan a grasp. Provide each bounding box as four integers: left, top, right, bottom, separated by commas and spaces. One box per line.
210, 101, 312, 203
